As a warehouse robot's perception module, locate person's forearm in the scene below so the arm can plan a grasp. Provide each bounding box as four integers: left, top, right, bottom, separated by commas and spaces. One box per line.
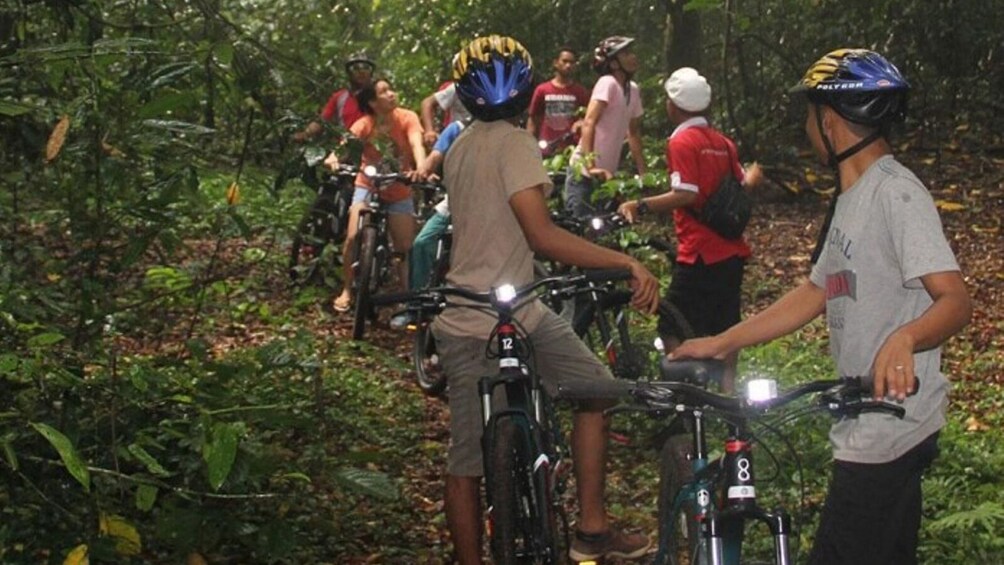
531, 222, 634, 270
420, 99, 437, 133
720, 280, 826, 353
628, 134, 645, 174
579, 120, 596, 157
897, 276, 972, 352
643, 190, 695, 215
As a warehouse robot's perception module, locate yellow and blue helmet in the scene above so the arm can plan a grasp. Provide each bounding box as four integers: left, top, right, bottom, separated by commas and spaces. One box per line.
453, 35, 534, 122
792, 49, 909, 127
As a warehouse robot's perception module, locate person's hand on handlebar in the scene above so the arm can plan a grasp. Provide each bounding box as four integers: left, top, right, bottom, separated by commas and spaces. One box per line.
670, 335, 731, 361
586, 167, 613, 182
870, 329, 916, 402
403, 169, 424, 183
617, 200, 641, 223
323, 152, 340, 172
422, 130, 439, 148
627, 260, 659, 315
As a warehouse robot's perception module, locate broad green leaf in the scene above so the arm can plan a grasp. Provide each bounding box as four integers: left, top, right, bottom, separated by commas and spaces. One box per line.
139, 92, 196, 119
31, 422, 90, 492
0, 99, 34, 116
27, 332, 65, 348
203, 422, 240, 491
128, 443, 171, 477
334, 467, 398, 501
135, 484, 158, 511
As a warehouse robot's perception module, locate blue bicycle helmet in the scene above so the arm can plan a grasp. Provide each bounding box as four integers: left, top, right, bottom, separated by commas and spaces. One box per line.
453, 35, 534, 122
791, 49, 909, 127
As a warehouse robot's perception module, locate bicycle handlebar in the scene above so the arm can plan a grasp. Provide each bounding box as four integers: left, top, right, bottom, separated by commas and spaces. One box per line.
370, 269, 633, 313
558, 359, 917, 420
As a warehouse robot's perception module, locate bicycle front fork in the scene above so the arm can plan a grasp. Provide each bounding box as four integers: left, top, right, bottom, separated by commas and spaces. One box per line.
702, 508, 792, 565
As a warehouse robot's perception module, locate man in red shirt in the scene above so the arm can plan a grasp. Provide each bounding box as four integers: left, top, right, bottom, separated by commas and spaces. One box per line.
293, 52, 375, 141
618, 67, 762, 391
526, 46, 590, 156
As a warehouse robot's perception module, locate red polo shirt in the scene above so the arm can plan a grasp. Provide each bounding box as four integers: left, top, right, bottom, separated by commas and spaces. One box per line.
667, 117, 751, 265
320, 88, 366, 130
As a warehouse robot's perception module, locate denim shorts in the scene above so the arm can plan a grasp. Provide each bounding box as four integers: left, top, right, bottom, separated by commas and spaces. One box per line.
352, 187, 414, 215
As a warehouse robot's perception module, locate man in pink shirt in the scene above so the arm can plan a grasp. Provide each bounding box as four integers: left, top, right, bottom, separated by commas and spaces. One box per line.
526, 46, 590, 156
564, 36, 646, 218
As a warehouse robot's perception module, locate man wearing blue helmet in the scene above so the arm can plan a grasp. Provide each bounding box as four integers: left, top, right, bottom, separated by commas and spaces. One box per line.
434, 35, 657, 564
673, 49, 971, 565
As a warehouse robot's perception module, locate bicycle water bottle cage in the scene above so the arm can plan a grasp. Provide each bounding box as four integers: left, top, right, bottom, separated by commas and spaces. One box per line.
658, 358, 725, 387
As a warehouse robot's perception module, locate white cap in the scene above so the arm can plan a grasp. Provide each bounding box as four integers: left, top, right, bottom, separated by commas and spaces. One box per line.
664, 67, 711, 113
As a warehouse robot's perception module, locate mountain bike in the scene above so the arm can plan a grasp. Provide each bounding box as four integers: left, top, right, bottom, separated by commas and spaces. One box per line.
288, 162, 358, 286
411, 220, 451, 396
554, 210, 688, 381
350, 168, 441, 340
560, 359, 913, 565
372, 269, 635, 564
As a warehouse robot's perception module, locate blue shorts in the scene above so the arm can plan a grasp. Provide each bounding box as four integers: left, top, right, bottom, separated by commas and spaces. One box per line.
352, 187, 414, 215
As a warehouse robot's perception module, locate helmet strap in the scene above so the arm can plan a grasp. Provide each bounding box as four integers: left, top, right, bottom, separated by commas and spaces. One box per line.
808, 107, 883, 264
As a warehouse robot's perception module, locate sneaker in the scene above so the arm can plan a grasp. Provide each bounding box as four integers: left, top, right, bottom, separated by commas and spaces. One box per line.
569, 527, 651, 561
389, 311, 416, 330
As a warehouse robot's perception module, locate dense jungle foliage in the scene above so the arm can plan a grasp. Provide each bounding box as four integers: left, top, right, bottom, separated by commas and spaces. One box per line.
2, 0, 1003, 563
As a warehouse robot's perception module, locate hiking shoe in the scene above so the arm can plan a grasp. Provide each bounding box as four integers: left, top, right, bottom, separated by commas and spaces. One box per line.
568, 527, 651, 561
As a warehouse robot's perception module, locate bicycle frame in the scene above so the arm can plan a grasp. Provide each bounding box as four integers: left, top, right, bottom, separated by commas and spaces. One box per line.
479, 299, 565, 563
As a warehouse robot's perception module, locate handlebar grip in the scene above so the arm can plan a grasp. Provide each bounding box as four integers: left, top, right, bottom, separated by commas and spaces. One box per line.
845, 375, 920, 397
370, 291, 417, 307
557, 379, 635, 401
659, 358, 726, 387
583, 268, 633, 283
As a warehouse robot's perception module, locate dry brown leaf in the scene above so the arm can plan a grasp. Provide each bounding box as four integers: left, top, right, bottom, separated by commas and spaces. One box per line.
101, 134, 126, 158
226, 181, 240, 205
46, 115, 71, 162
934, 200, 965, 212
186, 552, 209, 565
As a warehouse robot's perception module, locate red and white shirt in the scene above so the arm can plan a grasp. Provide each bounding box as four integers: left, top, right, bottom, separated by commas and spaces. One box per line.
667, 117, 750, 265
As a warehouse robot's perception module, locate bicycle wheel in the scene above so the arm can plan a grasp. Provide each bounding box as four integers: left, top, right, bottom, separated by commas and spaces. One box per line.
658, 433, 702, 565
488, 418, 558, 565
289, 190, 338, 285
352, 223, 378, 340
412, 325, 446, 396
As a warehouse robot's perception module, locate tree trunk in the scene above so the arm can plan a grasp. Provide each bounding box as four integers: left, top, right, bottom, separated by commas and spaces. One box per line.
664, 0, 703, 73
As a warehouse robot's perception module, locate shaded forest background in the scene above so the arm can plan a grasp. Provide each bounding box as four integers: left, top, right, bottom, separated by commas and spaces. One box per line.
2, 0, 1003, 563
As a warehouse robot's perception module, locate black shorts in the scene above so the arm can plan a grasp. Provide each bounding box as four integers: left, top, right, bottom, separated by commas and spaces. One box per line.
808, 433, 940, 565
658, 256, 744, 340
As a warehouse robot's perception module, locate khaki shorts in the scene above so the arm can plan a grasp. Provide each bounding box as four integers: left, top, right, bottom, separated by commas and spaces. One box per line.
434, 310, 613, 477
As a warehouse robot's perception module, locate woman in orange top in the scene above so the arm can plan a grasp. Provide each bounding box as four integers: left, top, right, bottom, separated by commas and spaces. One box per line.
325, 78, 427, 312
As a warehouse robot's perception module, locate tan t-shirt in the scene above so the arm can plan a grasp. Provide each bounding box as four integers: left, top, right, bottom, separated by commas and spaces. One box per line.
433, 120, 553, 338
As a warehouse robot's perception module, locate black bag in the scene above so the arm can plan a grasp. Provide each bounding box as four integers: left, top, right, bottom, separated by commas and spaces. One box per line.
688, 130, 752, 240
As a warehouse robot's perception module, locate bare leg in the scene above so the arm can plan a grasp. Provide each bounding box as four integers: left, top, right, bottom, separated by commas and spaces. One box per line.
572, 408, 609, 534
387, 212, 417, 291
335, 202, 367, 309
445, 474, 483, 565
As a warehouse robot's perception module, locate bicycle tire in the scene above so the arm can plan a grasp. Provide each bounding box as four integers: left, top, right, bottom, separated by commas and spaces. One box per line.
488, 418, 558, 565
289, 183, 351, 285
658, 433, 702, 565
352, 223, 378, 340
412, 326, 447, 396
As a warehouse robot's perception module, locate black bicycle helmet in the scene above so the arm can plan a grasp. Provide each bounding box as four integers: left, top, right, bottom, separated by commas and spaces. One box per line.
344, 51, 376, 74
592, 36, 635, 75
791, 49, 909, 128
453, 35, 534, 122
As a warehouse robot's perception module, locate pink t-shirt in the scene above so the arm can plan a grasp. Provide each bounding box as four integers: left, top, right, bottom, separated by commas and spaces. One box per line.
574, 75, 643, 173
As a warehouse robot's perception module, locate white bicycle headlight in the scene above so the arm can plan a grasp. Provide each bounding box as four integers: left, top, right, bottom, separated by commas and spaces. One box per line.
362, 164, 378, 177
494, 284, 517, 304
590, 217, 605, 231
745, 378, 778, 403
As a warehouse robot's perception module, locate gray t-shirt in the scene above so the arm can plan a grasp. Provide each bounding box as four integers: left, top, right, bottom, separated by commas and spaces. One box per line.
433, 120, 553, 338
809, 155, 960, 464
